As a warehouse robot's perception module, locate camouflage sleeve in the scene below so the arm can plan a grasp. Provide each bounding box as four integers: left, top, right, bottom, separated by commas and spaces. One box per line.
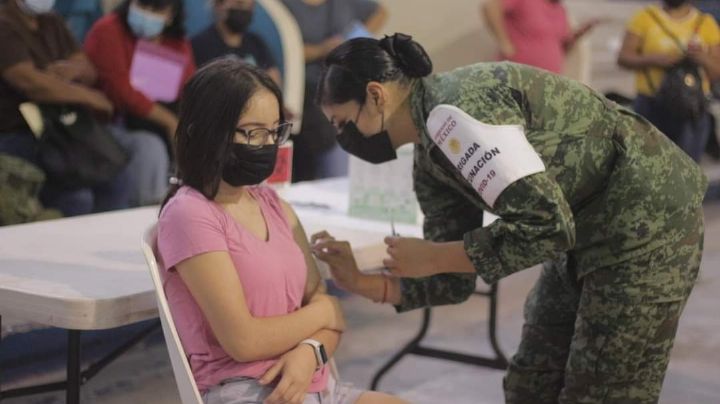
466, 174, 575, 285
394, 163, 480, 313
459, 83, 576, 285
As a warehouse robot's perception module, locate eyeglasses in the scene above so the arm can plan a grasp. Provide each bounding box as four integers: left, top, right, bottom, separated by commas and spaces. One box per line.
235, 122, 293, 149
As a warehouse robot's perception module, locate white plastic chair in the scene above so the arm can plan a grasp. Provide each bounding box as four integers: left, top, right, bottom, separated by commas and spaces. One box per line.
142, 224, 340, 404
141, 224, 203, 404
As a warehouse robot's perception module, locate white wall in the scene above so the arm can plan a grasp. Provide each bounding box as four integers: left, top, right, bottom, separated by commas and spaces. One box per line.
376, 0, 491, 73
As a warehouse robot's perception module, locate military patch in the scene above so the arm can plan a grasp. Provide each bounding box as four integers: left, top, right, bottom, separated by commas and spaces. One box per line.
426, 104, 545, 207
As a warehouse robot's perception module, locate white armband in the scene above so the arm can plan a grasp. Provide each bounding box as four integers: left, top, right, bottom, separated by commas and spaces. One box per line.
426, 104, 546, 207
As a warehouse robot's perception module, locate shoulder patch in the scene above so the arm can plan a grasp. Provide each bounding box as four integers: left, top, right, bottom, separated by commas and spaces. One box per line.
426, 104, 545, 207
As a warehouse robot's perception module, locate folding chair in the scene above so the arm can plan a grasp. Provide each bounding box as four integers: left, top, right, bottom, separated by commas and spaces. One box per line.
252, 0, 305, 133
141, 224, 203, 404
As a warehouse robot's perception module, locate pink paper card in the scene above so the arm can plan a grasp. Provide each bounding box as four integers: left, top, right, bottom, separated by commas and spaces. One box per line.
130, 40, 187, 102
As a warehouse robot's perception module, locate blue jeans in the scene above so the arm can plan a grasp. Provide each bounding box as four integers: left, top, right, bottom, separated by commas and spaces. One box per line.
633, 95, 710, 162
0, 131, 129, 216
110, 126, 170, 206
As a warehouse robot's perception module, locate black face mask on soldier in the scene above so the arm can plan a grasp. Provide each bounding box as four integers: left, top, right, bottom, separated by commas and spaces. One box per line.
225, 9, 252, 33
336, 105, 397, 164
222, 143, 277, 186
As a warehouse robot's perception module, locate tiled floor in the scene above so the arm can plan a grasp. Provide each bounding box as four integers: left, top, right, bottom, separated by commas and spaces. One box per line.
4, 202, 720, 404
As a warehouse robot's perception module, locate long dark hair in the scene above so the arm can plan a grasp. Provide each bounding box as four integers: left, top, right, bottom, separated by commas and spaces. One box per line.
316, 33, 433, 106
160, 58, 284, 211
115, 0, 186, 39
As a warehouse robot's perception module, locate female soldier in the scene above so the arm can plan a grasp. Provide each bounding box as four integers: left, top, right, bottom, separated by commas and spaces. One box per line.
311, 33, 706, 404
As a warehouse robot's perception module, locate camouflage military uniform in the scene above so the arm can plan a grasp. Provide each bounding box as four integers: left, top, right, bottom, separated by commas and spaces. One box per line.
0, 153, 62, 225
396, 63, 706, 403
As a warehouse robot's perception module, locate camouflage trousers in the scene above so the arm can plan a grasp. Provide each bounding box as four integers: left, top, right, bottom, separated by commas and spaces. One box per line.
504, 208, 703, 404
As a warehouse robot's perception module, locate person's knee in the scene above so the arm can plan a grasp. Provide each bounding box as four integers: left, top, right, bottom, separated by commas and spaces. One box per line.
127, 131, 169, 165
92, 169, 131, 212
503, 321, 574, 404
523, 256, 579, 325
355, 392, 409, 404
41, 187, 94, 216
561, 301, 683, 404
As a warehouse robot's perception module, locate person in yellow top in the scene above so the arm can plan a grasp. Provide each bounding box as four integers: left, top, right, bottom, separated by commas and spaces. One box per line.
618, 0, 720, 162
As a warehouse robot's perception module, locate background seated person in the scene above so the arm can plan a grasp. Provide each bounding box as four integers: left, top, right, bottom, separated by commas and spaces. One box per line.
0, 0, 129, 216
281, 0, 388, 182
85, 0, 195, 204
192, 0, 281, 86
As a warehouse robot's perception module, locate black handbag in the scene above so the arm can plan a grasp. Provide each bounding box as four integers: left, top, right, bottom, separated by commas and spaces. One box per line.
644, 9, 708, 121
36, 104, 129, 190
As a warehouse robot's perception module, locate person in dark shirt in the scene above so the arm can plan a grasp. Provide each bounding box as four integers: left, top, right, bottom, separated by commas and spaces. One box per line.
0, 0, 130, 216
281, 0, 387, 182
191, 0, 280, 84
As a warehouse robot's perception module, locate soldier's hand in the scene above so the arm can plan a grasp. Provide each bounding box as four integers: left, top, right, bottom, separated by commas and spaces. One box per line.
311, 231, 362, 292
383, 236, 441, 278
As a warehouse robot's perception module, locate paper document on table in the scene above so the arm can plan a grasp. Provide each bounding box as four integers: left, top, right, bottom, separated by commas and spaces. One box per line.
348, 144, 421, 224
279, 178, 349, 213
130, 40, 187, 102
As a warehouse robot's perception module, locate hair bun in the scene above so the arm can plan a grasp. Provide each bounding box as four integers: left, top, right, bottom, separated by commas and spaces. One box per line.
379, 33, 432, 78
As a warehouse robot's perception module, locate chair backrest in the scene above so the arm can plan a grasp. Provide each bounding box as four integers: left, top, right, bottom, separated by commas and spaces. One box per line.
176, 0, 305, 133
252, 0, 305, 133
141, 224, 203, 404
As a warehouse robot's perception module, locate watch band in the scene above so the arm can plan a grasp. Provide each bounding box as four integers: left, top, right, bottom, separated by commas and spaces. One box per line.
300, 339, 328, 370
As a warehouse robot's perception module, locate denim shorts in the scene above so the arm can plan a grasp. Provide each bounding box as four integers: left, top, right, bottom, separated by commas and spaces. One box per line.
202, 374, 364, 404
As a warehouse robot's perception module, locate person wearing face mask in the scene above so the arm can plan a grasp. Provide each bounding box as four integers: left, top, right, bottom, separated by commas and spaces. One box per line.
618, 0, 720, 163
481, 0, 602, 75
309, 34, 707, 403
0, 0, 133, 216
191, 0, 281, 85
83, 0, 196, 205
157, 59, 406, 404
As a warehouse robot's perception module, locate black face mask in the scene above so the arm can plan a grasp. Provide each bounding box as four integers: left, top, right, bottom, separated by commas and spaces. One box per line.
222, 143, 277, 186
225, 9, 252, 33
663, 0, 687, 9
337, 121, 397, 164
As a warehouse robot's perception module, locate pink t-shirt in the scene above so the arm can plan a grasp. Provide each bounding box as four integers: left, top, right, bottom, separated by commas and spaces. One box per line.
500, 0, 570, 74
157, 186, 329, 393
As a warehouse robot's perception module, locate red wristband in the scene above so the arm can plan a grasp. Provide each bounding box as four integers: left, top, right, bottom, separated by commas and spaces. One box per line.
380, 275, 389, 304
